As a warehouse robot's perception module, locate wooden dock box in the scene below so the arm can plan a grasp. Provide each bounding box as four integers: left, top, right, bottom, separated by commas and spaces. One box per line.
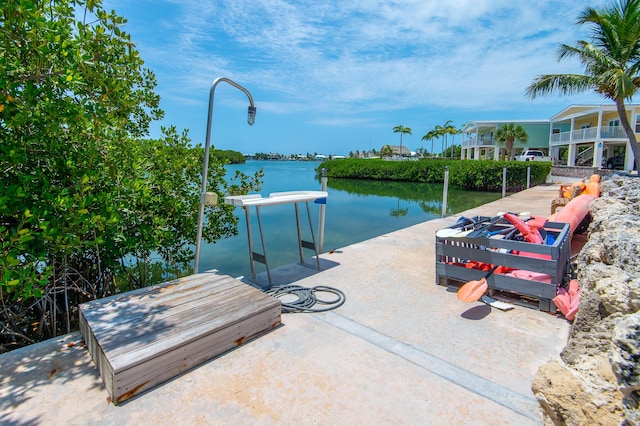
436, 219, 570, 312
79, 273, 281, 404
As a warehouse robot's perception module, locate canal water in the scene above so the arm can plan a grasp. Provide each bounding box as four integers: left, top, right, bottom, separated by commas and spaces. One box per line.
197, 160, 501, 278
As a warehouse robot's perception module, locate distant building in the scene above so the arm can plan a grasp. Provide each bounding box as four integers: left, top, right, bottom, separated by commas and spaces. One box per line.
384, 145, 412, 156
460, 120, 550, 160
461, 104, 639, 170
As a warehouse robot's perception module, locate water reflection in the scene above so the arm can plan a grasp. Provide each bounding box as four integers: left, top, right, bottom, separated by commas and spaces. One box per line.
198, 161, 501, 279
390, 199, 409, 217
325, 177, 499, 216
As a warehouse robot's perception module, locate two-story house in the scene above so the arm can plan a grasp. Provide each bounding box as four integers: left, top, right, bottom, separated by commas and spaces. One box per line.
460, 104, 639, 170
548, 104, 639, 170
460, 120, 551, 161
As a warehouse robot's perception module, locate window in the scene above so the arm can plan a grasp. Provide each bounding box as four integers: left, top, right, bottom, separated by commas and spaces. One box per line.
636, 115, 640, 133
609, 119, 620, 127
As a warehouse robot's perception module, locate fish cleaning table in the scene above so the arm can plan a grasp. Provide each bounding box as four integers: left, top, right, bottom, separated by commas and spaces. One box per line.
225, 190, 328, 287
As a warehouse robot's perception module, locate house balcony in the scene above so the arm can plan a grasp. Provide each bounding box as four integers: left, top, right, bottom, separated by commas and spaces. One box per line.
550, 126, 627, 146
461, 136, 495, 148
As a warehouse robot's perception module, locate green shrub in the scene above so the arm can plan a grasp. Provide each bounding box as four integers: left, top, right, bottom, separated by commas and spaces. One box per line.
318, 158, 551, 191
214, 149, 246, 164
0, 1, 262, 351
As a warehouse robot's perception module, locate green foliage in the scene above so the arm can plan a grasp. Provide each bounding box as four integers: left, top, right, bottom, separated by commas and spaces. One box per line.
526, 0, 640, 170
318, 158, 551, 192
213, 149, 246, 164
380, 145, 394, 157
0, 0, 262, 350
494, 123, 529, 160
442, 144, 462, 159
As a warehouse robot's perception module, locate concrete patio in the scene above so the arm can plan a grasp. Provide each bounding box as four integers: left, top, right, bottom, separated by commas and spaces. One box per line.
0, 184, 572, 425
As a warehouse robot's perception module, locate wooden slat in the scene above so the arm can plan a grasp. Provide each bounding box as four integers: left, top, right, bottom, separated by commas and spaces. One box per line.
80, 274, 239, 323
95, 283, 271, 353
111, 308, 281, 403
83, 277, 250, 339
79, 272, 281, 404
107, 290, 279, 366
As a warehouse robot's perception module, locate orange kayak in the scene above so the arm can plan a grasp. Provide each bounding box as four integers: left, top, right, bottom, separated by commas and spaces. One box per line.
548, 194, 597, 236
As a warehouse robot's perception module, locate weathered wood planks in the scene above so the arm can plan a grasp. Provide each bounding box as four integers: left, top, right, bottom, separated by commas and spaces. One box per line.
79, 272, 281, 404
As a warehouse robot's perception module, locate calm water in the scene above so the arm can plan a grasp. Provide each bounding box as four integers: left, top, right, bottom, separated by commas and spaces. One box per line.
197, 160, 501, 278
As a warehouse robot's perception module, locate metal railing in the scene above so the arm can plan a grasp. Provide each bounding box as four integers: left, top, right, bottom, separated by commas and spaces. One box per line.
550, 126, 628, 145
461, 136, 494, 147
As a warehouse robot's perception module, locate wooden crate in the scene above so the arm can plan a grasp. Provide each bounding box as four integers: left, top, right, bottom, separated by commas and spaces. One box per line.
79, 273, 281, 404
436, 221, 570, 312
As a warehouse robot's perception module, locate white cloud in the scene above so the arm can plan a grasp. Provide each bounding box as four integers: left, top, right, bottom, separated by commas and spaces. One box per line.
107, 0, 612, 130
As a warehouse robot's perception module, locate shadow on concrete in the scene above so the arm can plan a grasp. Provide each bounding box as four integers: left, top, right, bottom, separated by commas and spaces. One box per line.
241, 257, 340, 289
0, 333, 102, 425
461, 305, 492, 320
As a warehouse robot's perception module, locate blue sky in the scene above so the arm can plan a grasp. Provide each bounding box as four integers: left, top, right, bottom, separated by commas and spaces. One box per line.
103, 0, 609, 156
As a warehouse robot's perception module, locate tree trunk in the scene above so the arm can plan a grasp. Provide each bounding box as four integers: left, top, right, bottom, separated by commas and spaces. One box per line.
506, 139, 514, 160
614, 99, 640, 171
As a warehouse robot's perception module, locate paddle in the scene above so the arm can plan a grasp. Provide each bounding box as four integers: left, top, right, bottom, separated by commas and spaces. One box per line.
456, 264, 500, 303
488, 226, 516, 238
466, 215, 505, 238
435, 216, 478, 238
436, 227, 473, 238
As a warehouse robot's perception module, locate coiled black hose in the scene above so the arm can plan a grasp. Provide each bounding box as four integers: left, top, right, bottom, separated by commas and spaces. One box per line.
266, 285, 346, 313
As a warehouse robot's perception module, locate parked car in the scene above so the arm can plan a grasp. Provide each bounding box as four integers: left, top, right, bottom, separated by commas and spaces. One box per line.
514, 150, 553, 162
605, 155, 625, 169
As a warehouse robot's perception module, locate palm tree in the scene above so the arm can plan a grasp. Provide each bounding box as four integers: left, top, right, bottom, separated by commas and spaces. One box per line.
421, 129, 437, 157
495, 123, 529, 160
422, 130, 436, 156
433, 125, 445, 156
526, 0, 640, 170
380, 144, 394, 157
437, 120, 454, 157
443, 121, 459, 158
392, 125, 412, 157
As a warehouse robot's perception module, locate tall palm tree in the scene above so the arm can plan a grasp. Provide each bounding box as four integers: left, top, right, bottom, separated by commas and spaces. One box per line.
444, 121, 459, 158
439, 120, 454, 157
421, 129, 437, 156
526, 0, 640, 170
495, 123, 529, 160
433, 125, 445, 156
392, 125, 412, 157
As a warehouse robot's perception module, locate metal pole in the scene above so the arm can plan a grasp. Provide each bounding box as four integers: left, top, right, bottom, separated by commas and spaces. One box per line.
193, 77, 255, 274
502, 166, 507, 198
526, 166, 531, 189
442, 166, 449, 217
318, 168, 327, 253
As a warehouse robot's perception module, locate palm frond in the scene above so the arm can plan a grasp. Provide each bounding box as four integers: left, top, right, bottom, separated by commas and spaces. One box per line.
525, 74, 594, 99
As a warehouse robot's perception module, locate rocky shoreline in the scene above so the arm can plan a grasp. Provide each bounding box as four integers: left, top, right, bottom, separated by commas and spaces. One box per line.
533, 174, 640, 425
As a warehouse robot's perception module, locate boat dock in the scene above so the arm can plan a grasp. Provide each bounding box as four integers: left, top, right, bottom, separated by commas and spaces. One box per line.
0, 184, 571, 425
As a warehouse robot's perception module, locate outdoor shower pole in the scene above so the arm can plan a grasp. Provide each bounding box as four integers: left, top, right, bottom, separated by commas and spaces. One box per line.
193, 78, 256, 274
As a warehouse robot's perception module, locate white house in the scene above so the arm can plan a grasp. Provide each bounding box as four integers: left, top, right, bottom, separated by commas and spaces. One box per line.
460, 104, 639, 170
548, 104, 640, 170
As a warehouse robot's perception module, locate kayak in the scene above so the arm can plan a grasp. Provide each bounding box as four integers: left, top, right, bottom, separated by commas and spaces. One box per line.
548, 193, 597, 237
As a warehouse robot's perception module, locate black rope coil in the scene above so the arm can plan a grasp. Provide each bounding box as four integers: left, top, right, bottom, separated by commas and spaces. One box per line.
266, 285, 346, 313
